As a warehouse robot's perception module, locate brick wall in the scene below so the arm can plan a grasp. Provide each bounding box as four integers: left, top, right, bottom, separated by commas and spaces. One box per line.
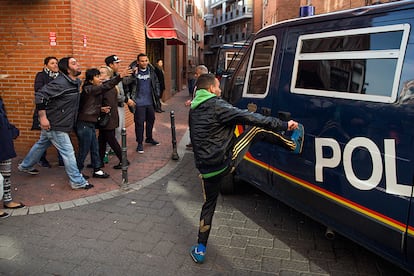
252, 0, 263, 32
0, 0, 146, 154
305, 0, 366, 14
263, 0, 394, 27
262, 0, 301, 27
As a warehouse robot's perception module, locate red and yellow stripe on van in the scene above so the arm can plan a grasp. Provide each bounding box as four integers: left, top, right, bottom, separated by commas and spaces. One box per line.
243, 151, 414, 237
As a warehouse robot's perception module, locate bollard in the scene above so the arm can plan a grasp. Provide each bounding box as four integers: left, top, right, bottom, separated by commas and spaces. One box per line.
121, 127, 128, 186
170, 110, 179, 160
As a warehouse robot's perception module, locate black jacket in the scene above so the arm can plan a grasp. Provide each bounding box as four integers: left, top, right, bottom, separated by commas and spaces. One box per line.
78, 75, 122, 123
31, 70, 56, 130
189, 89, 288, 175
35, 73, 81, 132
124, 62, 160, 108
154, 65, 165, 92
0, 98, 17, 161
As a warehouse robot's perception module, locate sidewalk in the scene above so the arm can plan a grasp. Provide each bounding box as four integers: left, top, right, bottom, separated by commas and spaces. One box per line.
8, 90, 191, 213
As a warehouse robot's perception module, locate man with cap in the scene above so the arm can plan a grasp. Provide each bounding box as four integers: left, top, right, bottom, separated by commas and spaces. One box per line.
104, 55, 127, 149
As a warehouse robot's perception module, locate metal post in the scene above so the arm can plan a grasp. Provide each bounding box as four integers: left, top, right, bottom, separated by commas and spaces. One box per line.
170, 110, 179, 160
121, 127, 128, 186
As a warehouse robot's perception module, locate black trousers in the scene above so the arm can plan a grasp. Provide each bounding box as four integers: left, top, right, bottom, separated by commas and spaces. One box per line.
134, 105, 155, 144
197, 126, 296, 246
98, 129, 122, 163
197, 169, 230, 246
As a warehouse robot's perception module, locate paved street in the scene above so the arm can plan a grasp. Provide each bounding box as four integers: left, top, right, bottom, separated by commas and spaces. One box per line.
0, 147, 411, 275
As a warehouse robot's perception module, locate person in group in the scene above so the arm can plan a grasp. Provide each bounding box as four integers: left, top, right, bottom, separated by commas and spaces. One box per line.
32, 56, 64, 168
0, 94, 25, 219
127, 58, 164, 113
188, 73, 303, 263
18, 57, 93, 190
105, 55, 127, 140
76, 67, 126, 178
154, 59, 166, 112
187, 59, 196, 97
103, 55, 128, 162
185, 65, 208, 105
184, 65, 209, 149
125, 53, 161, 154
98, 66, 131, 169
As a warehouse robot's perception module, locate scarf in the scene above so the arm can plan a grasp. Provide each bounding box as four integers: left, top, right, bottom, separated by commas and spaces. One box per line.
44, 67, 59, 79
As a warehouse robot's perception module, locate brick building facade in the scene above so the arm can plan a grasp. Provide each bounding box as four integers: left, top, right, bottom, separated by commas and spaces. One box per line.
0, 0, 187, 154
263, 0, 395, 27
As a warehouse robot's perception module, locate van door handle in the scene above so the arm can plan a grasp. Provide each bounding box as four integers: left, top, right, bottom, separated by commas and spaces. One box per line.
261, 107, 271, 116
278, 111, 291, 121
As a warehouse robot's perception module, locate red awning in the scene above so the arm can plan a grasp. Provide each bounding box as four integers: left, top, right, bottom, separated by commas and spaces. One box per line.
145, 0, 187, 45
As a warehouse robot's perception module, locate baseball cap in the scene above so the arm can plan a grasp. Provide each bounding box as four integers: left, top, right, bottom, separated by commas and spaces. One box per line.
105, 55, 121, 66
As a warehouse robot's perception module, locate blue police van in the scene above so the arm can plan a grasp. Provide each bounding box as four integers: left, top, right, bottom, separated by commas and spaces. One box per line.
220, 1, 414, 273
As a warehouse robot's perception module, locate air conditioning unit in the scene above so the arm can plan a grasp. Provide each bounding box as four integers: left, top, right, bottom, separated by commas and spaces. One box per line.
186, 4, 193, 16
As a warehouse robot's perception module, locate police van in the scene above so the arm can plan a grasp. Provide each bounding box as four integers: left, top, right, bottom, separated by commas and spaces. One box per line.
221, 1, 414, 273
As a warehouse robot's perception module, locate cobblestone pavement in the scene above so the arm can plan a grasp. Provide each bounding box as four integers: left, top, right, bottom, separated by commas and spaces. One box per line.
0, 149, 411, 275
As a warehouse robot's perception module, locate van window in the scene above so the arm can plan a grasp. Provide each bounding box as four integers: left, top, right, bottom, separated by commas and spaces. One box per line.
291, 24, 410, 103
224, 47, 250, 104
243, 36, 277, 98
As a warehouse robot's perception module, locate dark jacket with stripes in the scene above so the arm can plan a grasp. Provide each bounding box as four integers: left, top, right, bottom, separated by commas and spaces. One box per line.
189, 89, 288, 175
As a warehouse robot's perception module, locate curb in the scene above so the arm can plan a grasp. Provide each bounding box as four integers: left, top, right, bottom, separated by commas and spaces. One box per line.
8, 129, 191, 217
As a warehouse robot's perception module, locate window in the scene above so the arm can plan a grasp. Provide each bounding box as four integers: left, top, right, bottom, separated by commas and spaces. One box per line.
222, 46, 251, 104
291, 24, 410, 103
243, 36, 276, 98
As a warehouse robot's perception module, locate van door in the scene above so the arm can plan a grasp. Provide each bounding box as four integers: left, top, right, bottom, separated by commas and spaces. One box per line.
402, 82, 414, 271
273, 21, 414, 266
227, 3, 414, 271
234, 31, 285, 196
406, 190, 414, 272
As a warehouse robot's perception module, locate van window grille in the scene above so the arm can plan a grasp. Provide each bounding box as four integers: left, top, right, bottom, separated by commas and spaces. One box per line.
291, 24, 410, 103
243, 36, 276, 98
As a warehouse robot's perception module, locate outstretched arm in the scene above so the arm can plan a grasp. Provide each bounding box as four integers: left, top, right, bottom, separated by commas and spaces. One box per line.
287, 120, 298, 131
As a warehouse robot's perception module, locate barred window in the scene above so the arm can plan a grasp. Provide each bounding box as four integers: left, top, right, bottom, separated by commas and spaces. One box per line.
243, 36, 276, 98
291, 24, 410, 103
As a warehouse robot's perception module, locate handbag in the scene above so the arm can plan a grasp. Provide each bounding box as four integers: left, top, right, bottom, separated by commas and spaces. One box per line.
97, 112, 111, 128
127, 105, 135, 114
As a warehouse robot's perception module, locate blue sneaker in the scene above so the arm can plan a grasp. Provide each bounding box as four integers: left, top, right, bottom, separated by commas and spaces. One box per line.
291, 123, 304, 154
190, 244, 206, 264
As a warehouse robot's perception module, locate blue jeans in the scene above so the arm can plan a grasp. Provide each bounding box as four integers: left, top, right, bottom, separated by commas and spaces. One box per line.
19, 130, 87, 188
76, 121, 102, 171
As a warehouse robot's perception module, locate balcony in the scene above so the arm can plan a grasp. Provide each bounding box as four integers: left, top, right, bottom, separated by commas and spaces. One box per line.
204, 13, 215, 36
204, 27, 215, 36
209, 31, 252, 47
211, 6, 252, 28
210, 0, 226, 9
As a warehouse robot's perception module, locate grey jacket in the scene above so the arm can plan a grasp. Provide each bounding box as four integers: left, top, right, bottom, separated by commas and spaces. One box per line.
35, 73, 81, 132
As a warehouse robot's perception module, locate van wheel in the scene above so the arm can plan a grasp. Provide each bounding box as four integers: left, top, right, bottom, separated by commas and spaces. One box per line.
220, 173, 236, 195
